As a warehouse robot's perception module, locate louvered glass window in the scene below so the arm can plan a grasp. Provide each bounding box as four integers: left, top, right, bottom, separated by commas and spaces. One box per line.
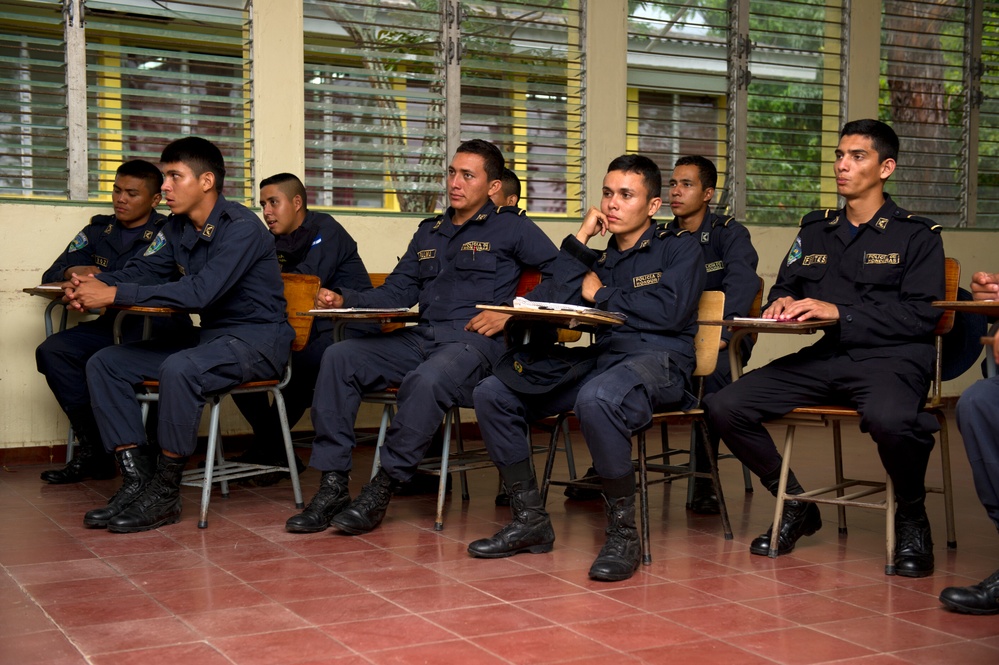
977, 3, 999, 228
880, 0, 965, 227
303, 1, 445, 213
459, 0, 584, 215
84, 0, 251, 202
0, 0, 67, 198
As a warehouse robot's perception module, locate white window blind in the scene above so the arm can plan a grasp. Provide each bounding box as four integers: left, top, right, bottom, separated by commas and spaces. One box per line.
0, 0, 67, 198
84, 0, 252, 202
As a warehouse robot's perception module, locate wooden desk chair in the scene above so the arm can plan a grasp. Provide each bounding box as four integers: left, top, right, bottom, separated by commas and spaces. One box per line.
135, 273, 316, 528
366, 269, 550, 530
769, 257, 960, 574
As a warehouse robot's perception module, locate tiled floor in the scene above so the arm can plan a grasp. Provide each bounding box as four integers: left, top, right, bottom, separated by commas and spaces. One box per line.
2, 417, 998, 665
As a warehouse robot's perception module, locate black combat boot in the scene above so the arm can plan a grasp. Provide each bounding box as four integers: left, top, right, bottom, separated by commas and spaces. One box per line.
106, 454, 187, 533
749, 499, 823, 556
589, 474, 641, 582
468, 462, 554, 558
330, 468, 401, 535
688, 431, 720, 514
83, 447, 156, 528
939, 568, 999, 615
893, 494, 934, 577
41, 410, 116, 484
285, 470, 351, 533
564, 466, 602, 501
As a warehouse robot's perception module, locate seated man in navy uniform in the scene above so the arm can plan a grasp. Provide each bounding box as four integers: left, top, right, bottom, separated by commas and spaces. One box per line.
665, 155, 759, 514
706, 119, 945, 577
492, 167, 521, 208
67, 137, 294, 533
467, 154, 706, 582
286, 139, 558, 535
36, 159, 171, 485
939, 272, 999, 614
231, 173, 371, 480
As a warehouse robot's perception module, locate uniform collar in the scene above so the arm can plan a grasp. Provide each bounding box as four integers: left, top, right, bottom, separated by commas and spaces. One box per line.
197, 195, 228, 242
829, 193, 897, 235
437, 201, 496, 235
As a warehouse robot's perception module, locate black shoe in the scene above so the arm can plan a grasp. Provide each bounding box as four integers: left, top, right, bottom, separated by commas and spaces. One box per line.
394, 472, 452, 496
469, 478, 554, 558
939, 569, 999, 615
83, 447, 156, 528
750, 500, 822, 556
494, 491, 511, 507
41, 442, 117, 485
564, 466, 602, 501
331, 468, 400, 535
285, 471, 351, 533
589, 494, 641, 582
107, 454, 187, 533
894, 497, 934, 578
689, 478, 720, 515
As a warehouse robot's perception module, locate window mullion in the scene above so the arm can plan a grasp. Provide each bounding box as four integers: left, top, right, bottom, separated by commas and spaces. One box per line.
64, 0, 87, 200
445, 0, 460, 183
962, 2, 983, 228
727, 0, 748, 220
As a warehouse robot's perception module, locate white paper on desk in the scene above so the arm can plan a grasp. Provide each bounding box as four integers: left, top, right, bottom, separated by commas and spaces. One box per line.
309, 308, 413, 313
512, 297, 626, 322
34, 285, 65, 292
732, 317, 773, 322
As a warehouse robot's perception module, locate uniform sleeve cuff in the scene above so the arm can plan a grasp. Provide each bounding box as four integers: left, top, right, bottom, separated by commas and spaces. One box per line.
113, 282, 137, 306
560, 235, 599, 268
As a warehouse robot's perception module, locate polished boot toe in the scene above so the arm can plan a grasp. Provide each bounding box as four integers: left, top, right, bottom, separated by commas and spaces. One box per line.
83, 447, 156, 529
750, 500, 821, 556
689, 478, 720, 515
588, 495, 641, 582
469, 478, 553, 558
41, 449, 116, 484
106, 455, 187, 533
285, 471, 350, 533
939, 569, 999, 615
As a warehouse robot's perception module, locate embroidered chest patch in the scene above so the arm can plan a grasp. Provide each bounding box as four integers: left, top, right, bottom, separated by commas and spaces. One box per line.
864, 252, 900, 265
417, 249, 436, 260
94, 256, 109, 268
460, 241, 491, 252
633, 272, 662, 288
802, 254, 827, 266
705, 260, 724, 272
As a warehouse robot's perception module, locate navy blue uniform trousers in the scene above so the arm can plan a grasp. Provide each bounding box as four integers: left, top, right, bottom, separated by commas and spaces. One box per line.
706, 350, 937, 499
309, 325, 492, 479
474, 350, 686, 481
956, 375, 999, 532
87, 334, 278, 456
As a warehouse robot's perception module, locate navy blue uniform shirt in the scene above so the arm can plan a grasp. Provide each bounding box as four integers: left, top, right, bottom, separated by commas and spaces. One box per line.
770, 193, 944, 369
96, 196, 293, 373
337, 202, 558, 356
666, 207, 759, 344
527, 222, 706, 377
276, 210, 372, 337
43, 212, 167, 284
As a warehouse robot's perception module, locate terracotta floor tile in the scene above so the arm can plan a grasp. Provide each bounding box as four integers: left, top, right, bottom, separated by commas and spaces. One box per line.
600, 581, 726, 613
516, 591, 642, 624
742, 592, 878, 625
0, 628, 88, 664
660, 601, 796, 637
339, 564, 453, 592
897, 606, 999, 639
810, 615, 961, 652
0, 589, 57, 638
630, 639, 774, 665
726, 625, 876, 665
150, 583, 271, 614
63, 616, 199, 656
379, 582, 501, 613
424, 603, 554, 637
40, 592, 170, 628
366, 639, 509, 665
177, 603, 309, 638
821, 583, 942, 614
473, 625, 619, 665
568, 612, 705, 651
286, 593, 409, 625
894, 641, 999, 665
322, 613, 457, 652
88, 642, 233, 665
24, 575, 139, 604
6, 558, 120, 586
251, 573, 364, 602
468, 571, 587, 602
211, 627, 353, 664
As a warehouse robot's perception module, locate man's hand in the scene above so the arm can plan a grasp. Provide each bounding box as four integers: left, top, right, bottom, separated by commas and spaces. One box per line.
763, 296, 839, 321
575, 207, 608, 246
62, 266, 101, 280
465, 310, 510, 337
970, 271, 999, 301
581, 271, 603, 303
65, 273, 116, 311
315, 287, 344, 309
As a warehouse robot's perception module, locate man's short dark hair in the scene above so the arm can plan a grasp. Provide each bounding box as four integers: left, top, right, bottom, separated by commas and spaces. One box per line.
500, 168, 521, 202
456, 139, 505, 182
674, 155, 717, 191
841, 119, 899, 163
260, 172, 308, 208
607, 154, 662, 199
160, 137, 226, 193
116, 159, 163, 196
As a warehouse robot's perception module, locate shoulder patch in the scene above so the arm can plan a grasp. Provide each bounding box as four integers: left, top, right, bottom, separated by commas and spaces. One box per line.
711, 215, 735, 228
67, 231, 88, 253
144, 230, 167, 256
800, 209, 837, 227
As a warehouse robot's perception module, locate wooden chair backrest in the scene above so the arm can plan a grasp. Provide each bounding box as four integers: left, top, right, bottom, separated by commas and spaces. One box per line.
516, 268, 582, 343
748, 276, 765, 344
693, 290, 726, 377
934, 257, 960, 336
283, 273, 321, 352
